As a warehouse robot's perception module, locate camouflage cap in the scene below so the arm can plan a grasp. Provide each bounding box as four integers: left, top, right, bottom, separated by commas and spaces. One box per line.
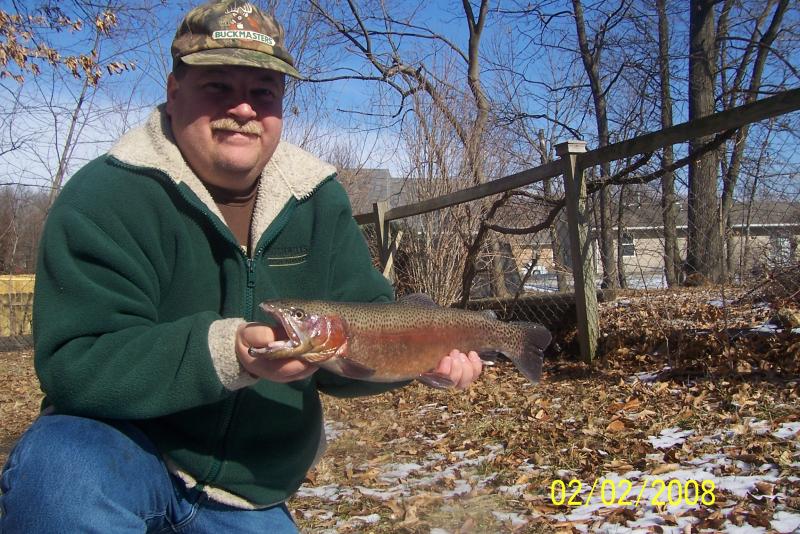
171, 0, 301, 78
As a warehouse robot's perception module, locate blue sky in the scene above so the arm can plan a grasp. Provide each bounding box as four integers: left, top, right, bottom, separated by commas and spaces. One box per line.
1, 0, 798, 192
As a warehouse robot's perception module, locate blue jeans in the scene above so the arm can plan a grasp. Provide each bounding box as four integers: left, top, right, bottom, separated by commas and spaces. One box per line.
0, 414, 298, 533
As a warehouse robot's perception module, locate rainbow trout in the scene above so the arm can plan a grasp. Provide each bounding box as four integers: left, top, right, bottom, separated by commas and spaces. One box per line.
250, 294, 551, 385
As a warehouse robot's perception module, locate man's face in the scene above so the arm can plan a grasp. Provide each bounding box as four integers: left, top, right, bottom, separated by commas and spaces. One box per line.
166, 65, 285, 191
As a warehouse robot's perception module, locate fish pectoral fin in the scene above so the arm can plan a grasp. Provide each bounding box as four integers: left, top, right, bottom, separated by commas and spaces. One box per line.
302, 350, 337, 363
417, 372, 455, 389
318, 357, 376, 380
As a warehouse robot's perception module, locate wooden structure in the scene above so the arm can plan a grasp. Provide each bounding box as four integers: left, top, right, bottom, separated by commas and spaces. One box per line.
0, 275, 35, 339
353, 88, 800, 363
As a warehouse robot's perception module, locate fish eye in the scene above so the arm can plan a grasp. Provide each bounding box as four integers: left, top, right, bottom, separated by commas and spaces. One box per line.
291, 308, 305, 320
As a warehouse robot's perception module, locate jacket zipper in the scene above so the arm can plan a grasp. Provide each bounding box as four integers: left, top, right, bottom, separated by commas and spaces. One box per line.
245, 257, 256, 320
108, 157, 304, 488
205, 204, 300, 490
205, 201, 298, 485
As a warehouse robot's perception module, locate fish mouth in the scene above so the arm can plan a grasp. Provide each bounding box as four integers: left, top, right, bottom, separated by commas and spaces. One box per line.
258, 303, 305, 353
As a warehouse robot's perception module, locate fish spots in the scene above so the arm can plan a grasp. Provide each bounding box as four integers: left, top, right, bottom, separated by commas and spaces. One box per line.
258, 298, 550, 384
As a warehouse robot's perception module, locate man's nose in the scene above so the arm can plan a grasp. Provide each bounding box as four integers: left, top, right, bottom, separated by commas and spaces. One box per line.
228, 100, 257, 121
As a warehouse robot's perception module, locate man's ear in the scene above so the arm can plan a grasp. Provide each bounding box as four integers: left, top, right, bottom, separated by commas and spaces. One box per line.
165, 73, 178, 116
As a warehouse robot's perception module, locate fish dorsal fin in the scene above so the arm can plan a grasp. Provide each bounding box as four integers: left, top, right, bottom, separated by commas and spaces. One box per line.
398, 293, 438, 307
481, 309, 498, 320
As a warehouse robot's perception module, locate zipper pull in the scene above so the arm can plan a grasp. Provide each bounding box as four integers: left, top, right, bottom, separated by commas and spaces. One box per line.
246, 258, 256, 289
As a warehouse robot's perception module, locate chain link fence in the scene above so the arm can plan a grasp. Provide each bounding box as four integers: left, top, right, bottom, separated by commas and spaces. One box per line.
355, 143, 799, 364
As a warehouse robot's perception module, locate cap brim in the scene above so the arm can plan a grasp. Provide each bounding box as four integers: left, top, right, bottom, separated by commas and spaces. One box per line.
180, 49, 302, 79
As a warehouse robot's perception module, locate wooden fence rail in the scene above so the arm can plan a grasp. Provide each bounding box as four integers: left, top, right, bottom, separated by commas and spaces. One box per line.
353, 87, 800, 363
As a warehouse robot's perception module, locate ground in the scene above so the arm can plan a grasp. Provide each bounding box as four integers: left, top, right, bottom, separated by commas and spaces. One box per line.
0, 349, 39, 464
1, 289, 798, 533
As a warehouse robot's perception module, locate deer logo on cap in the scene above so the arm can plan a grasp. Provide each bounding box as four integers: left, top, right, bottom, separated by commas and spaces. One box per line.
224, 2, 254, 30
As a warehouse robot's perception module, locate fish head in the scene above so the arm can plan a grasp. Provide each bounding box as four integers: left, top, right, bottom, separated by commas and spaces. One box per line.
258, 301, 348, 362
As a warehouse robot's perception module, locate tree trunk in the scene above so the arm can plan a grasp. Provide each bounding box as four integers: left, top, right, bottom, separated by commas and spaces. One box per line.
616, 184, 628, 288
656, 0, 681, 287
720, 0, 788, 277
539, 129, 569, 291
686, 0, 722, 284
572, 0, 618, 289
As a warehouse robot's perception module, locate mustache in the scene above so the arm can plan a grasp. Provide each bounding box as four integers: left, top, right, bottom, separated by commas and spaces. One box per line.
210, 118, 263, 135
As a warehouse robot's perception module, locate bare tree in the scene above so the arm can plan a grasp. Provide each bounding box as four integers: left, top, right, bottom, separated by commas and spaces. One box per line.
490, 29, 583, 293
0, 0, 171, 279
0, 185, 48, 273
686, 0, 723, 283
571, 0, 632, 289
392, 93, 475, 305
655, 0, 681, 287
308, 0, 520, 302
718, 0, 790, 276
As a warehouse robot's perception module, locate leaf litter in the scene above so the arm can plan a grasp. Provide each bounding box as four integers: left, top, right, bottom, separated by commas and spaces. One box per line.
0, 288, 798, 532
291, 289, 800, 533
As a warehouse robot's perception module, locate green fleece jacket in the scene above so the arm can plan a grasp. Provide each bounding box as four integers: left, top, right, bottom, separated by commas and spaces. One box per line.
33, 105, 400, 508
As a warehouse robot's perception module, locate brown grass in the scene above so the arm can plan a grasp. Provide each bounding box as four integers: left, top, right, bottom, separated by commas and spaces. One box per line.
1, 291, 799, 532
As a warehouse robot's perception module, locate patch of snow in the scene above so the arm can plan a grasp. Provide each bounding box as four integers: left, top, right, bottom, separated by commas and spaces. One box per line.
348, 513, 381, 524
626, 513, 670, 530
648, 427, 694, 449
492, 511, 528, 526
496, 483, 526, 496
771, 511, 800, 534
745, 418, 772, 435
355, 485, 404, 500
716, 473, 778, 497
773, 421, 800, 440
561, 501, 607, 522
686, 452, 728, 467
323, 420, 348, 441
725, 526, 766, 534
301, 509, 334, 520
442, 479, 471, 497
751, 323, 779, 333
632, 371, 660, 383
698, 429, 737, 444
476, 473, 498, 487
295, 484, 354, 501
378, 462, 424, 482
303, 413, 799, 533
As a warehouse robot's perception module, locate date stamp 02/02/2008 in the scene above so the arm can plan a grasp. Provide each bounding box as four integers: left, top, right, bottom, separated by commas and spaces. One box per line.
549, 478, 717, 508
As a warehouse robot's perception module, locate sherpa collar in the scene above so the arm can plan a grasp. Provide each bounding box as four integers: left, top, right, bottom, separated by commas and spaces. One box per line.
108, 104, 336, 245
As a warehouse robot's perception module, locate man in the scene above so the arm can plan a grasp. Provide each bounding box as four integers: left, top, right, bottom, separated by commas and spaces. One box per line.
0, 1, 482, 532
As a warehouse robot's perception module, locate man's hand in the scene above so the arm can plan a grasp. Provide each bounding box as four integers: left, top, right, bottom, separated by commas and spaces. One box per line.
425, 350, 483, 390
235, 322, 317, 383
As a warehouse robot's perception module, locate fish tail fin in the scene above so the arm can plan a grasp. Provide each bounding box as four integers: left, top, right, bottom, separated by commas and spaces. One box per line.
507, 322, 551, 383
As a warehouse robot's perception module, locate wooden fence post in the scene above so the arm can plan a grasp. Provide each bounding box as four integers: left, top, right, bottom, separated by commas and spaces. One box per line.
371, 201, 397, 281
556, 140, 598, 363
382, 230, 403, 280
